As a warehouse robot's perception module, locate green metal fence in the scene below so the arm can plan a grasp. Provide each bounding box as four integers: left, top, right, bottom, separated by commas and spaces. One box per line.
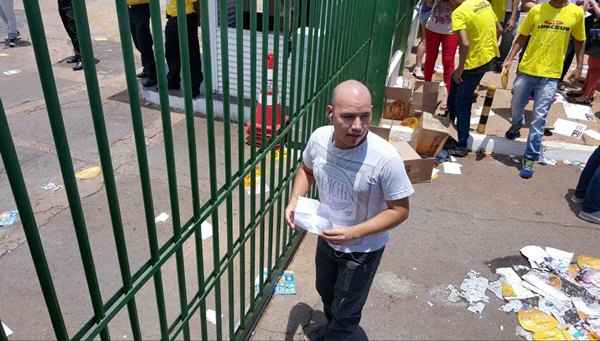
0, 0, 412, 340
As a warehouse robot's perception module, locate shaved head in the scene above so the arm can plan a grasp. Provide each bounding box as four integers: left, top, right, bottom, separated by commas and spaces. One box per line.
327, 80, 373, 149
331, 80, 372, 107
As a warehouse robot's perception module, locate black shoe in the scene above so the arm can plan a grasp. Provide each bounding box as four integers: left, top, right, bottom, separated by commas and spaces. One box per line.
168, 82, 180, 91
448, 146, 469, 157
72, 61, 83, 71
505, 124, 522, 140
65, 55, 80, 64
141, 78, 157, 87
137, 71, 146, 79
192, 88, 201, 98
7, 38, 17, 47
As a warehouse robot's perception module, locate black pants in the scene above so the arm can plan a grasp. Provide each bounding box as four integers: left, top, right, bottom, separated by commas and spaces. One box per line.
129, 4, 156, 79
315, 238, 384, 340
165, 13, 203, 91
58, 0, 79, 55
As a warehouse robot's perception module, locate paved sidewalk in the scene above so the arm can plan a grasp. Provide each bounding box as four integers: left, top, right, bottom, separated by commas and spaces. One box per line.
251, 154, 600, 340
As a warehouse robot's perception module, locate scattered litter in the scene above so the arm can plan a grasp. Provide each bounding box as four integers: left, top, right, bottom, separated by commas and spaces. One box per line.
201, 221, 212, 240
75, 166, 102, 180
94, 36, 108, 41
434, 64, 444, 74
154, 212, 169, 224
500, 325, 504, 331
441, 162, 462, 175
500, 300, 524, 313
206, 309, 223, 325
584, 130, 600, 145
431, 167, 440, 180
293, 197, 332, 235
3, 69, 21, 76
2, 321, 13, 336
563, 102, 595, 121
539, 158, 557, 166
427, 301, 434, 307
0, 53, 9, 57
0, 210, 19, 227
470, 107, 496, 125
448, 246, 600, 340
41, 182, 63, 192
395, 76, 410, 88
552, 119, 586, 138
413, 267, 418, 271
275, 271, 296, 295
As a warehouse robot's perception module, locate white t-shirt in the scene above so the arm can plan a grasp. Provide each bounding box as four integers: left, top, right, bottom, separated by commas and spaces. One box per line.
302, 126, 414, 253
426, 0, 454, 34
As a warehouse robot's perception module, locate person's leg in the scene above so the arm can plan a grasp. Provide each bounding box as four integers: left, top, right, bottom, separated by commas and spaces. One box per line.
560, 39, 575, 82
498, 12, 516, 68
0, 0, 18, 40
582, 165, 600, 215
58, 0, 80, 56
186, 13, 203, 94
447, 76, 459, 121
423, 29, 441, 82
414, 23, 426, 79
324, 248, 385, 340
441, 33, 458, 94
505, 73, 534, 140
137, 4, 156, 80
575, 146, 600, 200
165, 15, 180, 89
582, 55, 600, 99
523, 77, 558, 162
455, 66, 488, 149
315, 238, 338, 322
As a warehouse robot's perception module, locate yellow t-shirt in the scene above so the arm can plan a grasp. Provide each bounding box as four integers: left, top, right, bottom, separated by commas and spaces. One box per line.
166, 0, 197, 17
489, 0, 506, 22
451, 0, 500, 70
518, 3, 586, 79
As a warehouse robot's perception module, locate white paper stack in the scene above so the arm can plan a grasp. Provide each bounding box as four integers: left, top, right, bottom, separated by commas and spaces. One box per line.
294, 197, 333, 235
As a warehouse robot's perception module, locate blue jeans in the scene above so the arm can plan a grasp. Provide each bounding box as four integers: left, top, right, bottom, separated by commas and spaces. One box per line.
315, 238, 384, 340
448, 60, 493, 148
511, 73, 559, 161
575, 146, 600, 213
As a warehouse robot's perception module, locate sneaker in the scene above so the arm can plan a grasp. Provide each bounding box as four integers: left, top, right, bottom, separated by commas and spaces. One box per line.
7, 38, 17, 47
520, 158, 535, 179
578, 210, 600, 224
413, 67, 424, 80
505, 124, 522, 140
569, 195, 584, 206
141, 77, 157, 87
448, 146, 469, 157
65, 55, 81, 64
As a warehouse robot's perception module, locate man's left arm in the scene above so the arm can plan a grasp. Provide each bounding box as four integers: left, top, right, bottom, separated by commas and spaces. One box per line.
322, 199, 410, 244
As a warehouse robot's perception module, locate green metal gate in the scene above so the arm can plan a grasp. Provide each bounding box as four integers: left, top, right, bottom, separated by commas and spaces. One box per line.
0, 0, 416, 340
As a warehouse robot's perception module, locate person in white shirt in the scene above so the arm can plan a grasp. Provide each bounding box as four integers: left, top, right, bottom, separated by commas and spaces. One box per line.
285, 80, 413, 340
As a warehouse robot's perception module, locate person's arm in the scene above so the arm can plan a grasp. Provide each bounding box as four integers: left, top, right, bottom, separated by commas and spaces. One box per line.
284, 164, 314, 229
586, 0, 600, 16
506, 0, 520, 31
453, 29, 470, 83
569, 39, 586, 82
321, 199, 410, 244
503, 34, 528, 69
496, 21, 504, 39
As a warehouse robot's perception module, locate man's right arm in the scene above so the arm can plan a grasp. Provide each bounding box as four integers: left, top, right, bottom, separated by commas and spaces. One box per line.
503, 34, 527, 69
285, 163, 314, 229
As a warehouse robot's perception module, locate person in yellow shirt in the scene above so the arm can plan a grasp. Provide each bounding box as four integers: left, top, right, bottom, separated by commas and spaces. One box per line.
503, 0, 585, 178
165, 0, 203, 98
446, 0, 502, 157
128, 0, 156, 87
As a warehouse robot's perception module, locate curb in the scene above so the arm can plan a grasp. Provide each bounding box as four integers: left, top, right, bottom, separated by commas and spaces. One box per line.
389, 125, 596, 163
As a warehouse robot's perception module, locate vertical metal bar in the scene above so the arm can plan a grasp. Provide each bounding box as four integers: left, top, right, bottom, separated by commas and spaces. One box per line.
21, 2, 109, 339
146, 0, 177, 338
0, 100, 69, 340
199, 1, 223, 338
70, 1, 142, 338
217, 0, 235, 338
249, 0, 258, 309
235, 0, 247, 328
267, 0, 281, 273
258, 0, 270, 295
275, 0, 291, 262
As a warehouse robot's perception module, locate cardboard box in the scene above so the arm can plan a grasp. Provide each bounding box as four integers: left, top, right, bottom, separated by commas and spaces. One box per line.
370, 127, 436, 184
411, 112, 456, 158
382, 81, 441, 120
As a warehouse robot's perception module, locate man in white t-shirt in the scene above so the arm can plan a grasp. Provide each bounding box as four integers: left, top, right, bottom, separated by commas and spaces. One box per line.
285, 80, 413, 340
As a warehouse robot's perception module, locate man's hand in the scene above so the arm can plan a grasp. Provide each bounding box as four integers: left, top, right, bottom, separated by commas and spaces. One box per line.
452, 67, 464, 84
568, 68, 582, 83
502, 59, 513, 71
507, 16, 517, 31
285, 198, 297, 229
321, 227, 359, 245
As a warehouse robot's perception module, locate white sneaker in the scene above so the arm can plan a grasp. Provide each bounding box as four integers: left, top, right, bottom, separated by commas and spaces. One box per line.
413, 67, 424, 80
578, 210, 600, 225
